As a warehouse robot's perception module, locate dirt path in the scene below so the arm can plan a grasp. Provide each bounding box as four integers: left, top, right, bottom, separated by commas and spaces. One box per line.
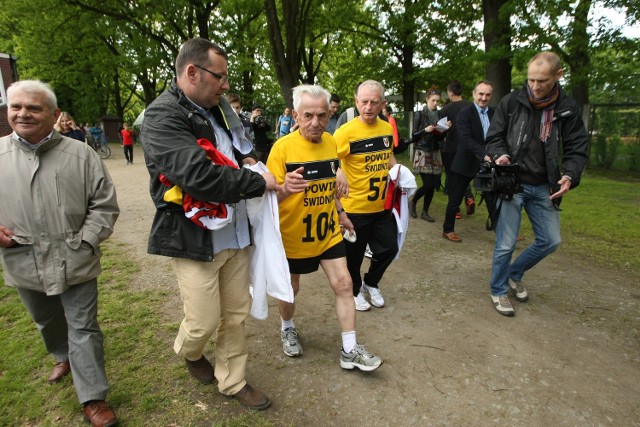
107, 145, 639, 426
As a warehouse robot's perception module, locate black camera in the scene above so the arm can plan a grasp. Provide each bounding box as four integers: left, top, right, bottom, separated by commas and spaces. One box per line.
254, 115, 266, 125
474, 162, 523, 200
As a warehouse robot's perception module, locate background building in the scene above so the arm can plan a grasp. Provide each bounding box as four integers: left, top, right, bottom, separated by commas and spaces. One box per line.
0, 53, 18, 136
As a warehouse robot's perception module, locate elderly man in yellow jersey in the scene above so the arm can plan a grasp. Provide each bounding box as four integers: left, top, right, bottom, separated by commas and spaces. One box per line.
333, 80, 398, 311
266, 84, 382, 371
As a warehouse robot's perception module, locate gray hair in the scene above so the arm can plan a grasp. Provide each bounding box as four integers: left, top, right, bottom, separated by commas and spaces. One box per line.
7, 80, 58, 111
357, 80, 386, 101
292, 84, 331, 111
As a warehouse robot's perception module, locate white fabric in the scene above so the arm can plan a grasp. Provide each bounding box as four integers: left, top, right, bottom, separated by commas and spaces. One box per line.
184, 204, 234, 230
245, 162, 294, 319
388, 164, 417, 260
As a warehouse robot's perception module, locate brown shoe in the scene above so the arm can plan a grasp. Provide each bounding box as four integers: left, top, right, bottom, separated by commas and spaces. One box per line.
185, 356, 215, 384
231, 383, 271, 410
442, 231, 462, 243
48, 361, 71, 383
82, 400, 118, 427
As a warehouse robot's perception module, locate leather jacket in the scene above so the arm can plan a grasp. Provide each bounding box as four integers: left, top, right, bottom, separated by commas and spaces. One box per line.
412, 108, 445, 151
485, 84, 588, 206
140, 79, 266, 261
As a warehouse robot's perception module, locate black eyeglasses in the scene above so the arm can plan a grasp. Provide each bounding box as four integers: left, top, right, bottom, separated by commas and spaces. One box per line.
194, 64, 229, 83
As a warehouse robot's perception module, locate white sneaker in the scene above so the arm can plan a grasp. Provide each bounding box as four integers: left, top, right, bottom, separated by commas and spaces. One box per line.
340, 344, 382, 371
491, 294, 515, 317
354, 293, 371, 311
281, 327, 303, 357
361, 283, 384, 308
364, 244, 373, 259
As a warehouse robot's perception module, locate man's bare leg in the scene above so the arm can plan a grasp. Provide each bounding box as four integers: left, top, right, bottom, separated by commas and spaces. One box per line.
279, 274, 302, 357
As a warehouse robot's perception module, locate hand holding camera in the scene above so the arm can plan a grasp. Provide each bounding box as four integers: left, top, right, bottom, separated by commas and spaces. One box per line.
474, 161, 523, 200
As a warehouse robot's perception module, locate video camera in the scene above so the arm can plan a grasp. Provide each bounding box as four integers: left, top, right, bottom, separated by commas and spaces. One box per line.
474, 162, 523, 200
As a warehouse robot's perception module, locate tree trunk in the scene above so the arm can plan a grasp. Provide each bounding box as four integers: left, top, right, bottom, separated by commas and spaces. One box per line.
483, 0, 512, 104
112, 70, 124, 119
566, 0, 591, 107
264, 0, 304, 106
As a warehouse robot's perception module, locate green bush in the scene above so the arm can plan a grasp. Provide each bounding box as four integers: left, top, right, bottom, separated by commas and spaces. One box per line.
592, 133, 621, 169
626, 137, 640, 171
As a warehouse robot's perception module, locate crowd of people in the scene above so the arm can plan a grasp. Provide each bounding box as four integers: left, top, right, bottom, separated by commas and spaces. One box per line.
0, 36, 588, 426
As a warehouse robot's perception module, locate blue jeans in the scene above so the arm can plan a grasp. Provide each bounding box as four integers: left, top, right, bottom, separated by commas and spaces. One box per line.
490, 184, 561, 296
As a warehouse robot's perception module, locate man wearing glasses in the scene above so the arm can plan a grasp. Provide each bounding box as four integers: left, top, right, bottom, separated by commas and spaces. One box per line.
140, 38, 278, 410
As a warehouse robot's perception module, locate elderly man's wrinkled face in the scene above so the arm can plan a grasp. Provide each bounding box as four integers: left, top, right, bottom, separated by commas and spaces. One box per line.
8, 89, 60, 144
293, 93, 329, 143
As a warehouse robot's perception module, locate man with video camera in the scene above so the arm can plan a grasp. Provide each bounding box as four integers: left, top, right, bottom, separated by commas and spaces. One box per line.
250, 104, 272, 163
485, 51, 588, 317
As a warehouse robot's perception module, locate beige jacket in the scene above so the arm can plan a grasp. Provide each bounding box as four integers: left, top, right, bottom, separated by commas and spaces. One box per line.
0, 132, 119, 295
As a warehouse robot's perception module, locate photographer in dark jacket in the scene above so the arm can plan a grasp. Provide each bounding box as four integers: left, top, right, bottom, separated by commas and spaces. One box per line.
140, 37, 278, 410
250, 105, 272, 163
485, 51, 588, 317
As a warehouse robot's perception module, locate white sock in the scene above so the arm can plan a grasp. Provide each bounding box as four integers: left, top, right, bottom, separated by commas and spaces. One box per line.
281, 318, 295, 331
342, 331, 357, 353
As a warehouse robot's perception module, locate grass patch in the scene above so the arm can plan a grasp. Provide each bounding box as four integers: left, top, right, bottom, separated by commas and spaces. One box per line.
0, 240, 274, 426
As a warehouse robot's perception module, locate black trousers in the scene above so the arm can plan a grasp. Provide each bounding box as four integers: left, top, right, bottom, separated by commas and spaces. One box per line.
123, 145, 133, 163
344, 211, 398, 295
412, 173, 441, 214
444, 171, 496, 232
442, 151, 454, 193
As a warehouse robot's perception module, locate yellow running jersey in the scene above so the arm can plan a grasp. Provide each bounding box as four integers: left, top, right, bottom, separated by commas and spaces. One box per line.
334, 118, 394, 214
266, 131, 343, 259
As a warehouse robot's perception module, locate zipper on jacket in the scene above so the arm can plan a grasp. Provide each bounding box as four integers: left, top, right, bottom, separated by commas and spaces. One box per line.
55, 171, 61, 206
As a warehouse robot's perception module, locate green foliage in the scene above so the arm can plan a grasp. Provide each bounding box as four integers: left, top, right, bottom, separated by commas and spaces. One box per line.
592, 134, 621, 168
0, 0, 636, 122
627, 137, 640, 171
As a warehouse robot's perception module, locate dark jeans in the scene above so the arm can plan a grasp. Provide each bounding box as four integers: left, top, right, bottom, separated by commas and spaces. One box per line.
412, 173, 441, 214
124, 145, 133, 163
344, 211, 398, 295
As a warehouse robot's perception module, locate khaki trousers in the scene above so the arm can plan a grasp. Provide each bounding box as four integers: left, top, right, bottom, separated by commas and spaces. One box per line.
172, 248, 251, 395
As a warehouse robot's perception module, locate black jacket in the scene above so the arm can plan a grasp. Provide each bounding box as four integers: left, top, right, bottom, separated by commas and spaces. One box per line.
140, 79, 266, 261
412, 107, 446, 151
485, 84, 588, 205
451, 104, 494, 178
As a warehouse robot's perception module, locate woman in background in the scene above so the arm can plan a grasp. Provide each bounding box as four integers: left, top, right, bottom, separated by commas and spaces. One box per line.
54, 112, 85, 142
410, 88, 449, 222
